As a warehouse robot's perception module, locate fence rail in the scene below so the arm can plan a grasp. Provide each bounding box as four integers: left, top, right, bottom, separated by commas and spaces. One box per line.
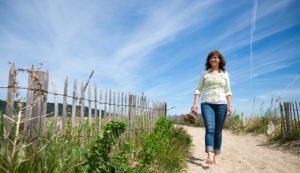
2, 64, 167, 146
279, 101, 300, 138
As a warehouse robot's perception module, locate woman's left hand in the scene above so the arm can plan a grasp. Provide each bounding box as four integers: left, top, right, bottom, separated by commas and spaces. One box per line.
227, 105, 232, 116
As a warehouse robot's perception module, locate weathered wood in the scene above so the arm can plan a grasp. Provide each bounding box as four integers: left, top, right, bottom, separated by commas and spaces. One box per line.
284, 102, 291, 135
99, 88, 102, 130
117, 92, 120, 119
133, 95, 136, 130
291, 102, 297, 130
25, 67, 33, 134
164, 102, 167, 117
295, 101, 300, 127
94, 85, 98, 130
279, 103, 286, 138
88, 85, 92, 130
147, 100, 150, 130
121, 92, 124, 117
113, 91, 116, 119
104, 89, 108, 121
5, 64, 16, 138
139, 95, 143, 130
80, 82, 85, 142
109, 89, 112, 121
128, 94, 133, 134
152, 102, 155, 129
40, 71, 49, 136
137, 96, 140, 129
61, 77, 68, 135
51, 78, 59, 133
30, 71, 45, 147
71, 80, 77, 129
125, 93, 128, 117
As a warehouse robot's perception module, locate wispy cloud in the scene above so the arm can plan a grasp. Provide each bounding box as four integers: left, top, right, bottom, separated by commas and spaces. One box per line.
0, 0, 299, 116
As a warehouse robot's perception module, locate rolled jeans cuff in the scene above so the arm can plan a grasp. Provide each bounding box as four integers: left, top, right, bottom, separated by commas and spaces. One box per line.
214, 148, 221, 155
205, 146, 214, 153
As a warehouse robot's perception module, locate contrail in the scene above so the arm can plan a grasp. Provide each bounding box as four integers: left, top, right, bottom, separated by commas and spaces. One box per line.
285, 75, 300, 89
250, 0, 258, 79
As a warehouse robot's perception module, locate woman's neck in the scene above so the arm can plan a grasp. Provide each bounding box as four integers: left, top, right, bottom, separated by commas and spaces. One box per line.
210, 66, 219, 72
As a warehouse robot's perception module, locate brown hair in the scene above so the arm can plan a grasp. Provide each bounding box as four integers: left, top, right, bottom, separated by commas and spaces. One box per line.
205, 50, 226, 72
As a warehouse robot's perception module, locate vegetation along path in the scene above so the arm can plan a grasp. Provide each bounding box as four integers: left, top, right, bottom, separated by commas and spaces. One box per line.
183, 126, 300, 173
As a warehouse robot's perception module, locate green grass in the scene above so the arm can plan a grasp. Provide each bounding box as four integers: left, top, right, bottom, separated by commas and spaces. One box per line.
0, 111, 192, 173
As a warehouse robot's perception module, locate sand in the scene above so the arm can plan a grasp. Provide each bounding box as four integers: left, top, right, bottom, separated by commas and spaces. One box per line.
183, 126, 300, 173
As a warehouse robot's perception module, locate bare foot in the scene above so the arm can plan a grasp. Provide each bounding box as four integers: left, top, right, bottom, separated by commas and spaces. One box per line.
213, 155, 218, 164
206, 158, 214, 164
206, 152, 214, 165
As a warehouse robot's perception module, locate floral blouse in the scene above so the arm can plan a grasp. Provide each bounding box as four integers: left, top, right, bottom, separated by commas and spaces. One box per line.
195, 69, 232, 104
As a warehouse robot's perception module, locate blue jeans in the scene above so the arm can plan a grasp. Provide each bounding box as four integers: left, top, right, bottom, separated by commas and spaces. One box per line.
201, 102, 227, 154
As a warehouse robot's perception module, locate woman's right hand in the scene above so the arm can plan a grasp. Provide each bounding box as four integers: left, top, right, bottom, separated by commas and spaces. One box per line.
191, 104, 198, 112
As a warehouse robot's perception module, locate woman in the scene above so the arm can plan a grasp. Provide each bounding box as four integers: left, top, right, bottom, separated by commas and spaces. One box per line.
192, 50, 232, 165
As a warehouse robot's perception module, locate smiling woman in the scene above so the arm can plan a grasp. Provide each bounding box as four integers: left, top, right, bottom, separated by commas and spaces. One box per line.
192, 50, 232, 165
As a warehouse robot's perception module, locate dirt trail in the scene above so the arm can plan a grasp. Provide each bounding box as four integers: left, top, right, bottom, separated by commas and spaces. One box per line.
183, 126, 300, 173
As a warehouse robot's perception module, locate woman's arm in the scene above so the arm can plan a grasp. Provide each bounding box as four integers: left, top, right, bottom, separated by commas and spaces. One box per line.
226, 95, 232, 116
192, 72, 206, 112
192, 94, 200, 112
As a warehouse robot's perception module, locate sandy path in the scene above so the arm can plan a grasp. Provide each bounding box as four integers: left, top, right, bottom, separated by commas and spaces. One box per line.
183, 126, 300, 173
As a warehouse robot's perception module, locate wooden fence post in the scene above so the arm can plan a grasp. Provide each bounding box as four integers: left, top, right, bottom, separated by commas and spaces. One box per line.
104, 89, 107, 122
284, 102, 291, 136
164, 102, 167, 117
94, 85, 98, 131
71, 80, 77, 129
62, 77, 68, 135
113, 91, 116, 120
25, 67, 33, 134
5, 64, 16, 138
30, 71, 46, 147
128, 94, 133, 138
125, 93, 128, 118
109, 89, 112, 121
291, 102, 297, 130
51, 78, 59, 133
40, 71, 49, 136
117, 92, 120, 120
80, 82, 85, 144
295, 101, 300, 128
88, 85, 92, 134
99, 89, 102, 131
279, 103, 286, 138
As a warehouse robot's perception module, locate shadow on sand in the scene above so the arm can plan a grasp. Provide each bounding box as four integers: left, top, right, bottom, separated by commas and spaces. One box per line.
256, 139, 300, 156
187, 156, 210, 170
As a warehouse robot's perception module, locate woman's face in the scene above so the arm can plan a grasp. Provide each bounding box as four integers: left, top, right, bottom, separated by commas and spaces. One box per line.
209, 55, 220, 67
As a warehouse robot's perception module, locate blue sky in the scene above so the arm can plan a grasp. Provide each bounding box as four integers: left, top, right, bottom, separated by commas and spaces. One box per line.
0, 0, 300, 117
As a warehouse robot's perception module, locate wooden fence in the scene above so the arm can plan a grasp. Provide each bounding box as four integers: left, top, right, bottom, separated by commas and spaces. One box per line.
3, 64, 167, 144
279, 101, 300, 138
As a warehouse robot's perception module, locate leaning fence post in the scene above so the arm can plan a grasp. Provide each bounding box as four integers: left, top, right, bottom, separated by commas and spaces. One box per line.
5, 64, 16, 138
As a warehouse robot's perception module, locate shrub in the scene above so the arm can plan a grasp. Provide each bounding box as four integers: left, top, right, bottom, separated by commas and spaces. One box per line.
139, 117, 192, 172
84, 121, 130, 173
